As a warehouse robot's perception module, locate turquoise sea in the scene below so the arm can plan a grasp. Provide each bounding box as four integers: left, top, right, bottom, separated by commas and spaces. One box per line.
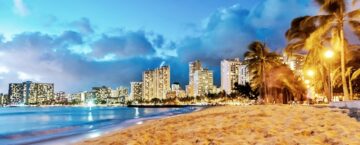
0, 106, 201, 145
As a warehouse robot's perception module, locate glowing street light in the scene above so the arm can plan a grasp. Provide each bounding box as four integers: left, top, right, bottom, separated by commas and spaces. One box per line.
307, 69, 315, 77
324, 50, 334, 59
324, 49, 334, 101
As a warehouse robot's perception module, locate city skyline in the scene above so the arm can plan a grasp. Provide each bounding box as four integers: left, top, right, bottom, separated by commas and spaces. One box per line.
0, 0, 318, 93
3, 58, 250, 105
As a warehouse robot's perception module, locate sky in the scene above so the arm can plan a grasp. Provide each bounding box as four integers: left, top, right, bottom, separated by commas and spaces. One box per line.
0, 0, 319, 93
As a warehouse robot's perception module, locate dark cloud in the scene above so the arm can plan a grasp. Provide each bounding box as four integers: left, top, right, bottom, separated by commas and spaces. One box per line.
70, 17, 94, 34
152, 34, 165, 48
54, 31, 84, 50
0, 30, 165, 93
178, 1, 316, 66
91, 31, 156, 59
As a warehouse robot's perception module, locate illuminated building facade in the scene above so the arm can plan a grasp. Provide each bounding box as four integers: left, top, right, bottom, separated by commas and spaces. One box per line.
221, 58, 242, 94
193, 69, 215, 96
111, 86, 129, 103
186, 60, 202, 97
91, 86, 112, 103
238, 64, 250, 85
8, 81, 54, 105
171, 82, 186, 98
143, 66, 170, 100
284, 53, 305, 76
130, 82, 143, 101
55, 91, 67, 103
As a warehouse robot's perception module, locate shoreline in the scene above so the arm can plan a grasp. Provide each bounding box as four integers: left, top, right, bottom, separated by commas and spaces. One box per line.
76, 105, 360, 145
33, 106, 206, 145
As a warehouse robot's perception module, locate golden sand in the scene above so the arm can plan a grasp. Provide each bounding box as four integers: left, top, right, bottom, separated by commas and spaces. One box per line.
76, 105, 360, 145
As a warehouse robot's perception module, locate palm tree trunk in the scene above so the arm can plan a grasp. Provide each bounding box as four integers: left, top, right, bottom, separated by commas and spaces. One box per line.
339, 22, 350, 100
349, 74, 353, 100
262, 63, 267, 103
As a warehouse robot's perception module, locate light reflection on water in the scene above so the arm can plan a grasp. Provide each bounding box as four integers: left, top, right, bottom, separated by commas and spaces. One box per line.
88, 112, 93, 122
135, 107, 140, 118
0, 106, 200, 144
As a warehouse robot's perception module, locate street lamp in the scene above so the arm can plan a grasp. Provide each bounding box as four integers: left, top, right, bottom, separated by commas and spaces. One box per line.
305, 69, 315, 103
324, 49, 334, 101
324, 50, 334, 58
307, 69, 315, 77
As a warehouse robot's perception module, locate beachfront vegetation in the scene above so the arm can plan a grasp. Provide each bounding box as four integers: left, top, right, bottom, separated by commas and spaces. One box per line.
284, 0, 360, 101
244, 42, 307, 104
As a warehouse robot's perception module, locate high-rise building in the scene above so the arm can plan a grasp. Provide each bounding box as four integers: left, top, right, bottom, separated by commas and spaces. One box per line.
170, 82, 186, 98
55, 91, 67, 103
130, 82, 143, 101
221, 58, 242, 94
0, 93, 8, 105
70, 91, 92, 104
283, 53, 305, 76
111, 86, 129, 103
0, 94, 2, 105
193, 69, 215, 96
171, 82, 181, 91
91, 86, 112, 103
143, 66, 170, 100
8, 83, 23, 104
8, 81, 54, 105
186, 60, 202, 97
239, 64, 250, 85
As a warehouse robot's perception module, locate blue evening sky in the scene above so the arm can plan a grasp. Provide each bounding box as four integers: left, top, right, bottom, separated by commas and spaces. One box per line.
0, 0, 317, 93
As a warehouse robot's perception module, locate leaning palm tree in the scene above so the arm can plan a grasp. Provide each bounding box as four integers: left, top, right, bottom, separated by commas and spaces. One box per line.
285, 0, 360, 100
244, 41, 282, 103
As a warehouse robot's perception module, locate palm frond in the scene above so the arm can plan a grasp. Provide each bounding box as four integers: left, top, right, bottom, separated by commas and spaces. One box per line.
347, 9, 360, 18
351, 68, 360, 80
315, 0, 346, 14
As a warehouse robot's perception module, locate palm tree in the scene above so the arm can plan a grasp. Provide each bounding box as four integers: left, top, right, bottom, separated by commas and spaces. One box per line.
287, 0, 360, 100
244, 41, 282, 103
333, 66, 360, 100
150, 98, 161, 105
266, 64, 307, 103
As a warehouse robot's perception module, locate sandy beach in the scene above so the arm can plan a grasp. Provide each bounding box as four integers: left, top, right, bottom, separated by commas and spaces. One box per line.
76, 105, 360, 145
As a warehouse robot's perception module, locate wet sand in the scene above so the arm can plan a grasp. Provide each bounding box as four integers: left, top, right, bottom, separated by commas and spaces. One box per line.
76, 105, 360, 145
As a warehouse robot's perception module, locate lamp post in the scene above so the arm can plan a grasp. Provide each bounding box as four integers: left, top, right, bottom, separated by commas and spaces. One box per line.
324, 50, 334, 101
306, 69, 315, 103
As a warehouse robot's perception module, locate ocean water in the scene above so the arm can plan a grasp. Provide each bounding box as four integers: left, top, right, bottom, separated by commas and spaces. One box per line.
0, 106, 201, 145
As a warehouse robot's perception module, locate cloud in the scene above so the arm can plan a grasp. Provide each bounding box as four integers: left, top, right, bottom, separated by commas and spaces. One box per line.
70, 17, 94, 34
0, 1, 320, 92
177, 0, 317, 65
152, 34, 165, 48
91, 31, 156, 59
0, 29, 166, 93
13, 0, 28, 16
17, 71, 41, 81
0, 66, 10, 74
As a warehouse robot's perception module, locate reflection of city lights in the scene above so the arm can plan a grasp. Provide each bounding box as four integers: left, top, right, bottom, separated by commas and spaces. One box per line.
87, 100, 95, 107
88, 132, 101, 138
88, 112, 93, 121
134, 107, 139, 118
